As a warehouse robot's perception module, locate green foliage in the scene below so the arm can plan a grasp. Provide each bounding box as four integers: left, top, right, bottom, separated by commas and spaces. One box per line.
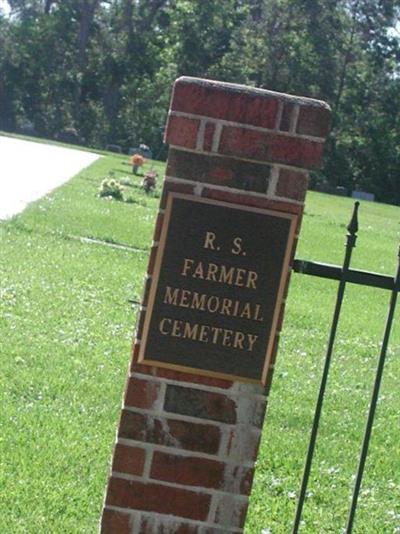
0, 0, 399, 202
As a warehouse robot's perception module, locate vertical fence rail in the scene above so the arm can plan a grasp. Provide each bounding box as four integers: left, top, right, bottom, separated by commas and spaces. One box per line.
345, 247, 400, 533
292, 202, 360, 534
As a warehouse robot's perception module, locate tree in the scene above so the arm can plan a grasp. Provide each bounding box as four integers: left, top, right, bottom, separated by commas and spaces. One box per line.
0, 0, 398, 202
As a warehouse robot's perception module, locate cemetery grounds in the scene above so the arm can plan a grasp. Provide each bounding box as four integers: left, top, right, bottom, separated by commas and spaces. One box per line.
0, 145, 399, 533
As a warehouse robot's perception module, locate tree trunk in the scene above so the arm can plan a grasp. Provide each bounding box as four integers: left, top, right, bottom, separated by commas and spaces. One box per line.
74, 0, 99, 123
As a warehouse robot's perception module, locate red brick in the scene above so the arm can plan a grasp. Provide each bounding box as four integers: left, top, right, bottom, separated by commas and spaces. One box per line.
166, 148, 271, 193
101, 508, 132, 533
277, 270, 292, 305
130, 344, 233, 389
118, 410, 221, 454
214, 494, 249, 528
164, 385, 237, 424
275, 168, 309, 202
153, 212, 164, 241
154, 367, 234, 389
147, 245, 158, 275
160, 181, 194, 209
131, 359, 234, 389
172, 525, 199, 534
131, 342, 141, 363
165, 417, 221, 454
202, 186, 302, 215
125, 376, 161, 410
140, 516, 199, 533
169, 525, 199, 534
131, 360, 156, 375
237, 466, 255, 495
224, 427, 260, 464
290, 237, 299, 265
140, 276, 152, 308
219, 126, 325, 169
219, 464, 254, 495
264, 336, 281, 395
165, 115, 200, 149
151, 452, 255, 496
202, 528, 230, 534
280, 102, 294, 132
264, 363, 275, 396
151, 452, 225, 489
203, 122, 215, 151
112, 444, 146, 476
171, 78, 279, 129
297, 105, 331, 138
135, 310, 146, 339
138, 517, 155, 534
240, 397, 267, 428
276, 302, 287, 333
106, 477, 211, 521
295, 211, 304, 235
170, 77, 331, 140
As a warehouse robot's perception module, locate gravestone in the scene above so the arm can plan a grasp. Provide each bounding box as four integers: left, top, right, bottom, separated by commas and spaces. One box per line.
130, 144, 153, 159
101, 77, 331, 533
352, 190, 375, 202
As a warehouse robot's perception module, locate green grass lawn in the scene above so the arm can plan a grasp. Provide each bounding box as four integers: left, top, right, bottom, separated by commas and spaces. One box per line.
0, 150, 399, 533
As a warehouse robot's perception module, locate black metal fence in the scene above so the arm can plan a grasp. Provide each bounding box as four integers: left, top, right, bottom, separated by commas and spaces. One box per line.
291, 202, 400, 533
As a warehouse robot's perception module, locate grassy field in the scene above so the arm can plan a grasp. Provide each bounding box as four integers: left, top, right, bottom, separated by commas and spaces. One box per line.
0, 150, 399, 533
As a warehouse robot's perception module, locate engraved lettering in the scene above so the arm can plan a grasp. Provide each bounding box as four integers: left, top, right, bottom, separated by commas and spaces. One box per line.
171, 320, 182, 337
254, 304, 264, 321
219, 265, 234, 285
235, 268, 246, 287
240, 302, 252, 319
140, 196, 296, 385
211, 326, 223, 344
159, 318, 258, 352
221, 298, 233, 316
222, 329, 233, 347
206, 262, 218, 281
183, 321, 199, 340
199, 324, 209, 343
179, 289, 191, 307
162, 286, 264, 322
247, 334, 258, 352
233, 331, 245, 349
247, 271, 258, 289
204, 231, 216, 250
192, 291, 207, 311
181, 258, 194, 277
207, 296, 220, 313
193, 261, 205, 279
164, 286, 179, 306
232, 237, 243, 255
180, 259, 258, 289
159, 318, 171, 335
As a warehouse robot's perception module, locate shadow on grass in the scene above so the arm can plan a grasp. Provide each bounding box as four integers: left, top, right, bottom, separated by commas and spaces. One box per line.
111, 168, 134, 175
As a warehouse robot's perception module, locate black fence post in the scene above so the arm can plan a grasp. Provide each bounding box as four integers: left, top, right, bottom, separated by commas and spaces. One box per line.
345, 246, 400, 533
292, 202, 360, 533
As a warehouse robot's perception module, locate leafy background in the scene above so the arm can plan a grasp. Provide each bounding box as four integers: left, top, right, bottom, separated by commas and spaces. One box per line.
0, 0, 399, 202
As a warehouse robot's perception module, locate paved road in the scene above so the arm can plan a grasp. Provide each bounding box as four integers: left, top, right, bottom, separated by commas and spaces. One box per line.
0, 136, 99, 220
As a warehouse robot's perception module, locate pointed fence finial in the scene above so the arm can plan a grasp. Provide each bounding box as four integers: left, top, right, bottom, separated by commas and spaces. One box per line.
347, 201, 360, 236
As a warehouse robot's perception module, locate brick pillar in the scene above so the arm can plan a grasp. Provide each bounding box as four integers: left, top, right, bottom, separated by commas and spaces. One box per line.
101, 77, 331, 533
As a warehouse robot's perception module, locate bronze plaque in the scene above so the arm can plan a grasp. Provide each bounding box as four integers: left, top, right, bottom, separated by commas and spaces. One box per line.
138, 193, 297, 384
